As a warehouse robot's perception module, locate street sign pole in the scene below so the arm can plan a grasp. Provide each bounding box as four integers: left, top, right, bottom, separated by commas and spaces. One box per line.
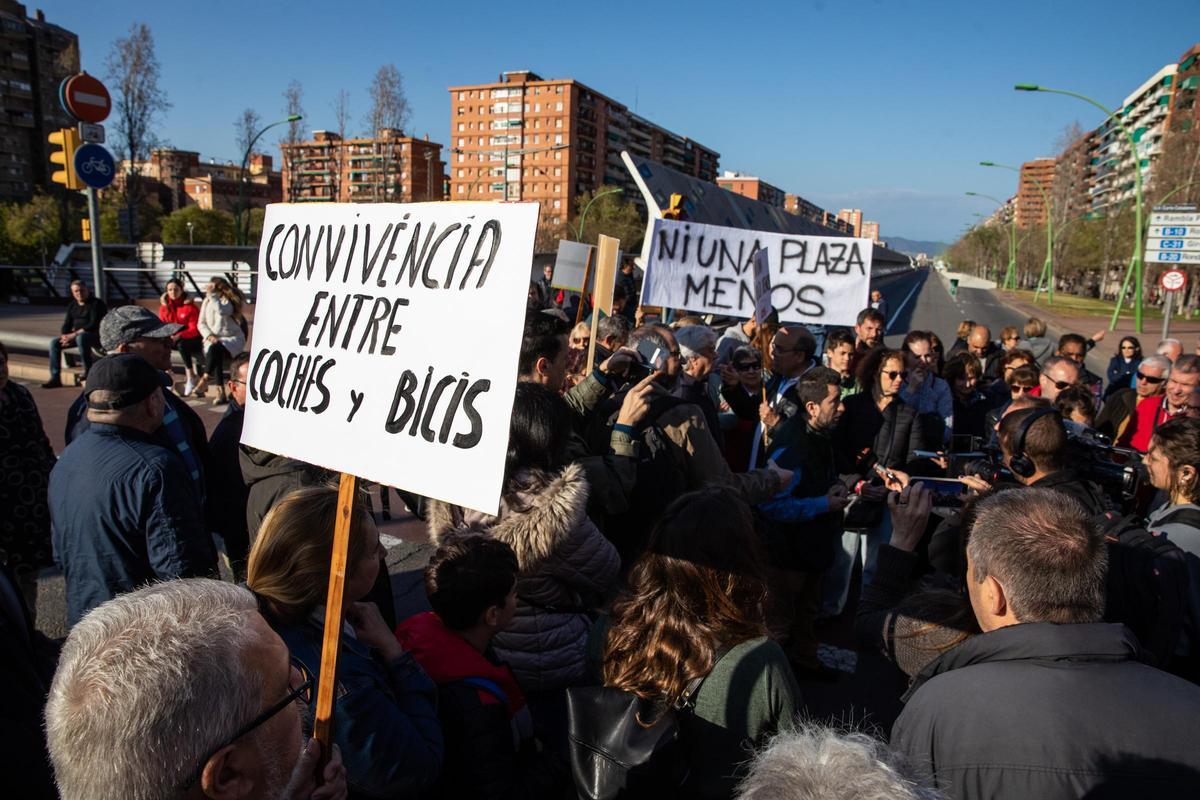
1162, 291, 1173, 341
1159, 268, 1188, 341
86, 186, 103, 301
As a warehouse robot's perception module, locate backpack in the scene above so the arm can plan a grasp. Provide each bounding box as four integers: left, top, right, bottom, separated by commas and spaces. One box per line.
1097, 512, 1190, 666
566, 655, 723, 800
586, 391, 691, 563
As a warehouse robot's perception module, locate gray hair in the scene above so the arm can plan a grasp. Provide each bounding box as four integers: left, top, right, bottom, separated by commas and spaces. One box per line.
1139, 354, 1172, 377
736, 724, 942, 800
967, 489, 1106, 624
1158, 338, 1183, 358
1173, 353, 1200, 375
46, 579, 267, 800
597, 313, 632, 347
675, 324, 718, 358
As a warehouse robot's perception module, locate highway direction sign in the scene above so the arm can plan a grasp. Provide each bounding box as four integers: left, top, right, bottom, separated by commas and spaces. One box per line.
73, 143, 114, 190
1150, 211, 1200, 226
1148, 239, 1200, 251
1149, 226, 1198, 239
1150, 251, 1200, 264
1160, 269, 1187, 292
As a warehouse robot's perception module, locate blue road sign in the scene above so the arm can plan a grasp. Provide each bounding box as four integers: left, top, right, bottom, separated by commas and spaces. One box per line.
73, 142, 114, 190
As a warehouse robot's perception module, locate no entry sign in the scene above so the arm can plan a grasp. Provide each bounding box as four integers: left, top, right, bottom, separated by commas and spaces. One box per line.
1160, 269, 1187, 293
62, 73, 111, 124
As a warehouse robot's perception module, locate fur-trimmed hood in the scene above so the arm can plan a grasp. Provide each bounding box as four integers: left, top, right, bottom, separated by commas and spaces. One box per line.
427, 462, 591, 569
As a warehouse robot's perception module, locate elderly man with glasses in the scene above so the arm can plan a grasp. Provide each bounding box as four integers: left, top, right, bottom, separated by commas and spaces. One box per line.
1096, 355, 1171, 451
45, 579, 346, 800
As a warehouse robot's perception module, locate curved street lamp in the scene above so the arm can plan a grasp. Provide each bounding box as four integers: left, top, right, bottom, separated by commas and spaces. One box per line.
237, 114, 302, 246
1016, 83, 1145, 332
981, 160, 1055, 304
966, 191, 1018, 288
576, 186, 624, 242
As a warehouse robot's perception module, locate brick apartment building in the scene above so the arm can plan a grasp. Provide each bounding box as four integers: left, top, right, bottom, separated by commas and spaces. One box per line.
716, 171, 785, 207
1015, 158, 1055, 228
860, 220, 880, 243
280, 128, 444, 203
1056, 130, 1096, 221
112, 149, 283, 213
447, 70, 719, 228
837, 209, 863, 237
0, 1, 78, 202
785, 193, 854, 234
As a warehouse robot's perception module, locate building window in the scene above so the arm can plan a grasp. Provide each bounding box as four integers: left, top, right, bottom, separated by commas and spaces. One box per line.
556, 86, 563, 94
554, 167, 561, 176
457, 123, 465, 132
535, 103, 541, 113
555, 152, 562, 161
555, 134, 563, 144
556, 118, 562, 128
553, 199, 561, 209
458, 185, 465, 194
457, 168, 464, 177
458, 91, 466, 100
458, 153, 465, 163
556, 102, 563, 111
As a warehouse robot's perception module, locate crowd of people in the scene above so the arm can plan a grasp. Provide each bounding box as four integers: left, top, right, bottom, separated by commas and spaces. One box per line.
6, 274, 1200, 800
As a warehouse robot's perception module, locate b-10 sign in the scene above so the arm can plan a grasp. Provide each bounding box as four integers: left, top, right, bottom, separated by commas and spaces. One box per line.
241, 202, 539, 515
641, 217, 872, 326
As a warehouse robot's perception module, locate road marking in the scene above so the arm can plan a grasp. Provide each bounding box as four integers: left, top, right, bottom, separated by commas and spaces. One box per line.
886, 279, 924, 334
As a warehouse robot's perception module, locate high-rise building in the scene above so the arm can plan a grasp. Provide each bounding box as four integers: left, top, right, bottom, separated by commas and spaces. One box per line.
1091, 64, 1176, 210
0, 1, 79, 201
1167, 44, 1199, 135
1014, 158, 1055, 228
860, 220, 880, 242
280, 129, 444, 203
112, 149, 283, 213
1056, 131, 1097, 221
447, 70, 718, 228
717, 171, 785, 207
784, 193, 853, 234
837, 209, 863, 237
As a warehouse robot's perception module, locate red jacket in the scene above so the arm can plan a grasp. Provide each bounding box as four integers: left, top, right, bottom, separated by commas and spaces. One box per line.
159, 298, 200, 339
396, 611, 526, 717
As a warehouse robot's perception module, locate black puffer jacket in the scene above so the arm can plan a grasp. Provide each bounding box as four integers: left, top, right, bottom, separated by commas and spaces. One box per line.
893, 622, 1200, 799
834, 393, 936, 475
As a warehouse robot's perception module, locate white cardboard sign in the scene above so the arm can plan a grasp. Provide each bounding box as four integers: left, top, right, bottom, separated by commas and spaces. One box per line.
752, 248, 773, 325
640, 217, 872, 326
241, 201, 540, 515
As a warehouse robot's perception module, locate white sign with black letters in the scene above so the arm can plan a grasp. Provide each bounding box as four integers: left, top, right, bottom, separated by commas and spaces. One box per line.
641, 217, 872, 326
241, 202, 539, 515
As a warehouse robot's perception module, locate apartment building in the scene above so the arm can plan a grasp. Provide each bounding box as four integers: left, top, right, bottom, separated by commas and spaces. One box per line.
860, 220, 880, 243
1168, 44, 1199, 135
112, 149, 283, 212
837, 209, 863, 237
280, 129, 444, 203
1091, 64, 1176, 210
1056, 130, 1096, 221
785, 193, 853, 234
717, 171, 785, 207
0, 1, 78, 201
447, 70, 718, 227
1014, 158, 1055, 228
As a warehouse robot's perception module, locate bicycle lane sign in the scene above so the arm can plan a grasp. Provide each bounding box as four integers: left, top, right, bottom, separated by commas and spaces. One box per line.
73, 142, 115, 190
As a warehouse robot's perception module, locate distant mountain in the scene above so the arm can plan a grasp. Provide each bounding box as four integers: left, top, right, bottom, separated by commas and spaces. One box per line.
884, 236, 949, 257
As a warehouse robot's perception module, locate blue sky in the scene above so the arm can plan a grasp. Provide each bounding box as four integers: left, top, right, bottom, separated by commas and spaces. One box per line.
45, 0, 1199, 243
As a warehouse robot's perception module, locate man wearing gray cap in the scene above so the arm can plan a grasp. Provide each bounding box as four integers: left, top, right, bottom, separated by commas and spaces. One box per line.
64, 305, 211, 502
49, 353, 216, 625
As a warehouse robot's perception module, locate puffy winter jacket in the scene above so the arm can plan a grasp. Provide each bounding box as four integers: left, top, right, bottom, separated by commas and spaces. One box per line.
198, 293, 246, 356
428, 463, 620, 692
238, 446, 335, 540
158, 297, 201, 339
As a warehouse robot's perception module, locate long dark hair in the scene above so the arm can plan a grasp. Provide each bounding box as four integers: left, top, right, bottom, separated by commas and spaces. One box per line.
603, 487, 768, 720
857, 347, 904, 399
505, 382, 571, 488
1119, 336, 1143, 363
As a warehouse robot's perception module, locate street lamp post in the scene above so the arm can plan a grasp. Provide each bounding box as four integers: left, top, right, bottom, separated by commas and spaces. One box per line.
981, 160, 1055, 304
576, 187, 624, 243
186, 221, 194, 245
1015, 84, 1145, 332
966, 191, 1017, 289
237, 114, 303, 246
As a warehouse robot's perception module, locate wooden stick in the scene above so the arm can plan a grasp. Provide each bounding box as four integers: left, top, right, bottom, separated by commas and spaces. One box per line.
575, 246, 594, 327
312, 471, 358, 767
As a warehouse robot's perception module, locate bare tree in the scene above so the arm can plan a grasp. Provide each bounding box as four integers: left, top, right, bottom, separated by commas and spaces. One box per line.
331, 89, 350, 201
365, 65, 410, 201
280, 80, 306, 202
105, 22, 170, 241
233, 108, 262, 242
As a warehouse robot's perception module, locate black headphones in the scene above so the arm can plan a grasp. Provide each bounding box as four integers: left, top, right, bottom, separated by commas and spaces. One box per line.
1007, 407, 1062, 479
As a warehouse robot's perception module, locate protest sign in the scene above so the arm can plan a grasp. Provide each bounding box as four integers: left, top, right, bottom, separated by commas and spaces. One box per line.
640, 217, 872, 326
751, 248, 772, 325
586, 235, 620, 373
552, 239, 595, 292
241, 201, 539, 515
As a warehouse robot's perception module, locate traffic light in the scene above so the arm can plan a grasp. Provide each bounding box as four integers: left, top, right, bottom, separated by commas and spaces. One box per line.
49, 127, 82, 190
662, 193, 687, 220
81, 218, 90, 242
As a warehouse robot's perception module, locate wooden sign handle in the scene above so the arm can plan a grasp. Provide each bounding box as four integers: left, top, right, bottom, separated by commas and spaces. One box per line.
575, 247, 595, 327
312, 472, 358, 768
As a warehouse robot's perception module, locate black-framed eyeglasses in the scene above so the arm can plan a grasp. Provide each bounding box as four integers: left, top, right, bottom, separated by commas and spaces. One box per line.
180, 657, 314, 789
734, 361, 761, 372
1137, 372, 1165, 384
883, 370, 908, 381
1042, 372, 1071, 391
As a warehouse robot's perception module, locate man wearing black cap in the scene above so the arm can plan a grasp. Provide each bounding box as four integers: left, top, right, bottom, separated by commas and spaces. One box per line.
49, 354, 217, 625
64, 305, 211, 504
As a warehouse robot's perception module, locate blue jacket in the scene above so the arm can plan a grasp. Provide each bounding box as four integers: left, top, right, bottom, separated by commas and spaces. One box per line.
273, 614, 444, 799
49, 423, 216, 626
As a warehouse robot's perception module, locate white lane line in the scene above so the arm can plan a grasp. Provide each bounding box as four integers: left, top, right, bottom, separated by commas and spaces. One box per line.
886, 278, 924, 334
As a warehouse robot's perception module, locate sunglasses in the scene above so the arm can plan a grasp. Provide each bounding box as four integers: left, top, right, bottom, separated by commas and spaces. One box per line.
1041, 372, 1071, 391
734, 362, 761, 372
1010, 384, 1036, 394
1137, 372, 1165, 384
883, 370, 909, 381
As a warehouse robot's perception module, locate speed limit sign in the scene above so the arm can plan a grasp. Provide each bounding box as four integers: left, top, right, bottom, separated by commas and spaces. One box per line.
1161, 269, 1187, 293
